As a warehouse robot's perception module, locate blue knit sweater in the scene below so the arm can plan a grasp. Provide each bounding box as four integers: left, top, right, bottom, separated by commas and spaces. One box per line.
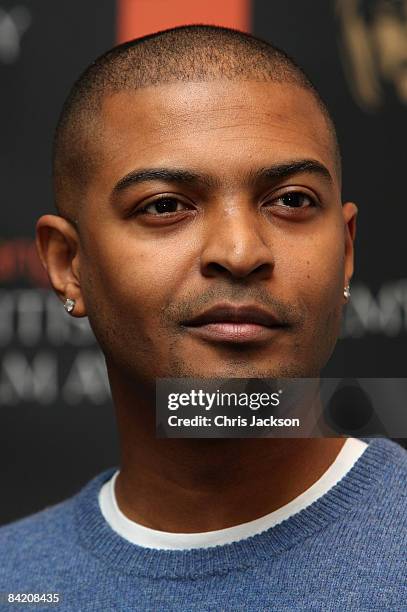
0, 437, 406, 611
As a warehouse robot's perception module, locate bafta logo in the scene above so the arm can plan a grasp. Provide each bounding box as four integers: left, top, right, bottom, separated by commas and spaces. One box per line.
337, 0, 407, 110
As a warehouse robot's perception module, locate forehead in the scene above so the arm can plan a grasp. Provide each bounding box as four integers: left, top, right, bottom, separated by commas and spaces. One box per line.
94, 80, 336, 185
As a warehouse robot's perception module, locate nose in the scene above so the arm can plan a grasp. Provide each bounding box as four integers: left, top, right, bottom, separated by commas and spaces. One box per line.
200, 204, 274, 280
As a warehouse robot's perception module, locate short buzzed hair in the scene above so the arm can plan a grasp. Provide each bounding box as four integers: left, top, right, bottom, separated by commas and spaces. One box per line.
53, 24, 341, 221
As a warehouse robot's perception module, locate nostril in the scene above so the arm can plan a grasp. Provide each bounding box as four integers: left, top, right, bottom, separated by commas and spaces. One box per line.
202, 259, 273, 280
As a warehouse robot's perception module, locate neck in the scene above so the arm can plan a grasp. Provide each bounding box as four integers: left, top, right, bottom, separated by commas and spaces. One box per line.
109, 369, 346, 533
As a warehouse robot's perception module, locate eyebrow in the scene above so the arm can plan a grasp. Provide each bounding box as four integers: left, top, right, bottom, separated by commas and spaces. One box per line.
112, 159, 333, 195
249, 160, 333, 185
112, 168, 217, 193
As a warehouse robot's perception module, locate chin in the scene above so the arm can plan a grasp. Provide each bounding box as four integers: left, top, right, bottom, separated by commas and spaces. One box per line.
167, 359, 315, 379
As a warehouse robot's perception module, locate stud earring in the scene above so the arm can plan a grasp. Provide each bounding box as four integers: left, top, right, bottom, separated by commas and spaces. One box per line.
344, 284, 351, 300
63, 298, 76, 314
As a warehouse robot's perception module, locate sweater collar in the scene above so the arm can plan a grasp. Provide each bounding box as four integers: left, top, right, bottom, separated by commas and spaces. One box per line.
74, 437, 396, 579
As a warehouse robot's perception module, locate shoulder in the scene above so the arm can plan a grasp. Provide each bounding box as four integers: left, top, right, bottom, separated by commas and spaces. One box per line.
0, 470, 113, 589
0, 492, 78, 559
0, 498, 76, 593
346, 438, 407, 557
373, 437, 407, 481
360, 437, 407, 509
0, 496, 75, 548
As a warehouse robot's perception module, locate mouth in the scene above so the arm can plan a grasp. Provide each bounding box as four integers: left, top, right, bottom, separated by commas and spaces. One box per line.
181, 303, 287, 344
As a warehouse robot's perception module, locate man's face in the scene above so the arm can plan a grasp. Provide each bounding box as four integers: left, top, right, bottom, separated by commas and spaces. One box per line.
73, 80, 356, 382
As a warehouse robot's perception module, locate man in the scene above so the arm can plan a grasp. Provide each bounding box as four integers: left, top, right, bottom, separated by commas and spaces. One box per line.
1, 25, 406, 611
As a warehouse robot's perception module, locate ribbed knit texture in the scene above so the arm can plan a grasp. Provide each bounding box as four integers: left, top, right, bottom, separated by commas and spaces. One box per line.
0, 437, 406, 611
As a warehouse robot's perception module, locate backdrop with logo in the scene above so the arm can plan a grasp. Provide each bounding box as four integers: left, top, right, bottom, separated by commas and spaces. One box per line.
1, 0, 406, 525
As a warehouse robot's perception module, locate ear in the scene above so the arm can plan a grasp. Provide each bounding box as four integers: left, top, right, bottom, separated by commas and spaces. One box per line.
35, 214, 86, 317
342, 201, 358, 288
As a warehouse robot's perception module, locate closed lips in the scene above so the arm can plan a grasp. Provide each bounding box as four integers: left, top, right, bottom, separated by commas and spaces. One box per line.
183, 305, 283, 327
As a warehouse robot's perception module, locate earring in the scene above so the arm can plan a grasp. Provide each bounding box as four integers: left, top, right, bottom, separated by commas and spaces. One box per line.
343, 284, 351, 300
63, 298, 76, 314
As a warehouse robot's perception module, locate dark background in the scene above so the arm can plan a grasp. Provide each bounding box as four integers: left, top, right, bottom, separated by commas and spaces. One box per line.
1, 0, 406, 525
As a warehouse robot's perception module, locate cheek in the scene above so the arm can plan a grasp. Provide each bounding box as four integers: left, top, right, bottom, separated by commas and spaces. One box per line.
275, 228, 345, 370
83, 231, 192, 319
277, 225, 345, 324
80, 234, 186, 372
281, 220, 344, 285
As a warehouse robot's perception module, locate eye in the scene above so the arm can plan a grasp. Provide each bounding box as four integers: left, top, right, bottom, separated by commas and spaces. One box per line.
268, 191, 316, 209
137, 196, 191, 215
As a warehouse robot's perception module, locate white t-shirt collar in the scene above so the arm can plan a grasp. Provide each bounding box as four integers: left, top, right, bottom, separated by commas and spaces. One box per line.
99, 437, 368, 550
